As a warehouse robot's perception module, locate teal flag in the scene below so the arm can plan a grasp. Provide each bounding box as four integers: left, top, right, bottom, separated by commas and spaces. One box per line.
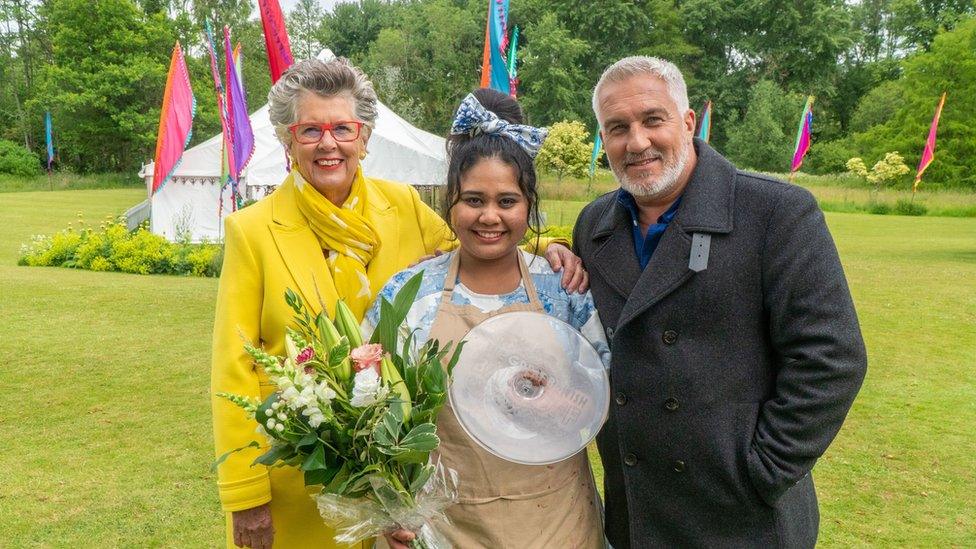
589, 131, 602, 179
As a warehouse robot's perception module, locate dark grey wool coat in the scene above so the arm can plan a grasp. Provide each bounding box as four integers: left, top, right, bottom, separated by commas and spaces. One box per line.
573, 140, 867, 548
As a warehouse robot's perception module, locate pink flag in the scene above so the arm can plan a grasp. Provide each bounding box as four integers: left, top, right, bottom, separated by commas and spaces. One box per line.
914, 92, 947, 192
152, 42, 195, 194
258, 0, 294, 83
790, 96, 814, 173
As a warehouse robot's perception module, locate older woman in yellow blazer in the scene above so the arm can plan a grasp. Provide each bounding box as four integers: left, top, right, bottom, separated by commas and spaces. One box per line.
211, 57, 585, 549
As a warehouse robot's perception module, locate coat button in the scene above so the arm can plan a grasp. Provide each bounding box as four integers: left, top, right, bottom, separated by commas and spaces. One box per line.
662, 330, 678, 345
615, 392, 627, 406
664, 397, 679, 411
606, 326, 614, 340
673, 460, 686, 473
624, 453, 638, 467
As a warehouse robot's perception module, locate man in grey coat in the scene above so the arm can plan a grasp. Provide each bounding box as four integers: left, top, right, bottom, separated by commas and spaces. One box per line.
573, 56, 867, 547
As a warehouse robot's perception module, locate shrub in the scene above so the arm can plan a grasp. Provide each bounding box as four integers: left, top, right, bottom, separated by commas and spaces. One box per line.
536, 120, 595, 182
868, 202, 891, 215
19, 216, 223, 277
0, 139, 42, 176
893, 199, 927, 216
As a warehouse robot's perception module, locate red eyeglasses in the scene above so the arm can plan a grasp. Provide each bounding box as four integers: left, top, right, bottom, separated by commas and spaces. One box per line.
288, 121, 364, 144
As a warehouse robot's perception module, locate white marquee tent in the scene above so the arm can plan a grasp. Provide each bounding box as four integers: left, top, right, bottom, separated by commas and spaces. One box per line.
139, 53, 447, 242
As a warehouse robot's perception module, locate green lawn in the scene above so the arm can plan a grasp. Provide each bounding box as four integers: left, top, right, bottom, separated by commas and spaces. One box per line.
1, 189, 974, 546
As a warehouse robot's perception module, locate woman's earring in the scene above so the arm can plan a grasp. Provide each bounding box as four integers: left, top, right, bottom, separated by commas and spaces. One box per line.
360, 150, 367, 160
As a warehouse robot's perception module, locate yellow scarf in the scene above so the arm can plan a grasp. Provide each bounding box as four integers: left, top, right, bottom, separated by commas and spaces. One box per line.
292, 167, 380, 318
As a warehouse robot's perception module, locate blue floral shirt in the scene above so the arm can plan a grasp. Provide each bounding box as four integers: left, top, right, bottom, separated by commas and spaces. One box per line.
363, 251, 610, 368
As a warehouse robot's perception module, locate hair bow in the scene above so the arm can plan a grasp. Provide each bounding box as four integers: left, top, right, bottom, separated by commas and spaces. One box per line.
450, 94, 548, 158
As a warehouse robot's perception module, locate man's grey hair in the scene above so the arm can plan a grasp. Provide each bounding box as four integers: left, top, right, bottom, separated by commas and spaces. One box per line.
268, 57, 379, 147
592, 56, 689, 125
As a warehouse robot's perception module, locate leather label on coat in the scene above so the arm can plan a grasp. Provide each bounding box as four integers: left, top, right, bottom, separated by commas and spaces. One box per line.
689, 232, 711, 272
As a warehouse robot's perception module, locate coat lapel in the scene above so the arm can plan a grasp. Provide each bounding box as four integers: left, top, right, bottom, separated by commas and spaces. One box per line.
268, 180, 336, 316
616, 221, 693, 329
614, 139, 738, 330
590, 197, 642, 299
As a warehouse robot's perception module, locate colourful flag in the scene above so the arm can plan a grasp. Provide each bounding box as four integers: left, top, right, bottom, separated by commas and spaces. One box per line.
507, 26, 519, 97
152, 41, 195, 195
589, 131, 602, 179
479, 0, 492, 88
480, 0, 510, 93
204, 22, 234, 198
696, 100, 712, 143
44, 112, 54, 172
790, 96, 814, 173
225, 26, 255, 184
914, 92, 947, 192
257, 0, 293, 83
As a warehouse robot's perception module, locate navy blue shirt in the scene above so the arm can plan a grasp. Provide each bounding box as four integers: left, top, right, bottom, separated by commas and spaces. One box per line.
616, 189, 683, 270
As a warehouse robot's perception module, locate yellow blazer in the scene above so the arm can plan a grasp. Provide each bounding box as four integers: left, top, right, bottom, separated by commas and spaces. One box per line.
211, 176, 451, 548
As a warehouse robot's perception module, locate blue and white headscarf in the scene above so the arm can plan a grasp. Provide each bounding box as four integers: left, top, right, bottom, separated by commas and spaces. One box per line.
450, 93, 548, 158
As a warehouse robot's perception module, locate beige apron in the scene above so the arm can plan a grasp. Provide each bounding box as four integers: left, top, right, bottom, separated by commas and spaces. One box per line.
425, 251, 604, 548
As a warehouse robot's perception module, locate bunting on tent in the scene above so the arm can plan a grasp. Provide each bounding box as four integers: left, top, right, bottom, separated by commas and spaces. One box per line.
696, 100, 712, 143
480, 0, 511, 94
257, 0, 294, 83
790, 96, 814, 174
152, 41, 195, 195
44, 111, 54, 172
914, 92, 947, 192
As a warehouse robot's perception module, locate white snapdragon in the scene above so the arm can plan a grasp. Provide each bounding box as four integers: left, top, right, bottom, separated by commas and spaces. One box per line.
350, 368, 388, 407
315, 383, 337, 403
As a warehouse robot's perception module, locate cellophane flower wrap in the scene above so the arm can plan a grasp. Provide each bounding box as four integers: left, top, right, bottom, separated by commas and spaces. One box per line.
217, 272, 464, 548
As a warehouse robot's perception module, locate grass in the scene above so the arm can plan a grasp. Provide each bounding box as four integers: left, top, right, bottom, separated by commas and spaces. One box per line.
0, 171, 144, 193
1, 188, 974, 546
539, 169, 976, 219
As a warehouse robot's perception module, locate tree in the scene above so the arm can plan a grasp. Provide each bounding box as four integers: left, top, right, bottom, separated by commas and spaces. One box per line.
27, 0, 175, 171
724, 80, 805, 172
535, 120, 592, 183
362, 0, 481, 134
845, 17, 976, 188
287, 0, 325, 60
518, 13, 589, 126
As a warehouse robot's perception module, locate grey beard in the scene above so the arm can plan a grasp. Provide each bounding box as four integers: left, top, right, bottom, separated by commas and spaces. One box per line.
613, 140, 690, 199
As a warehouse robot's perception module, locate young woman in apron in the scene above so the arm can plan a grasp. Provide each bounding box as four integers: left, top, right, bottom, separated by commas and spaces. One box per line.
365, 89, 609, 548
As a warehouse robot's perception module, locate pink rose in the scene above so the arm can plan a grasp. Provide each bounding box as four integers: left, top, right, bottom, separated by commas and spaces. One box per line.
350, 343, 384, 375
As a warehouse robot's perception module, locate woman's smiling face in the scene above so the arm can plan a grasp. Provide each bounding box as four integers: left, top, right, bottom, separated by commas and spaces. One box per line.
289, 92, 366, 204
451, 156, 529, 262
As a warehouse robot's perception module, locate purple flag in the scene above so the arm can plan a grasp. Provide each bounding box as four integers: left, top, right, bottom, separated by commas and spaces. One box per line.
224, 26, 254, 182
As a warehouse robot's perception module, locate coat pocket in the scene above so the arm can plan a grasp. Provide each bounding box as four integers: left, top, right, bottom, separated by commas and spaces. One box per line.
692, 403, 774, 513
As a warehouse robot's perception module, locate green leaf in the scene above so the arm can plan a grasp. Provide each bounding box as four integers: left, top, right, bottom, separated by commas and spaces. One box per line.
370, 270, 424, 351
211, 441, 260, 472
372, 404, 404, 447
252, 444, 295, 466
304, 466, 339, 487
324, 462, 351, 493
392, 450, 430, 464
444, 340, 466, 376
284, 288, 304, 316
399, 423, 439, 452
328, 336, 350, 367
408, 464, 435, 494
301, 444, 327, 471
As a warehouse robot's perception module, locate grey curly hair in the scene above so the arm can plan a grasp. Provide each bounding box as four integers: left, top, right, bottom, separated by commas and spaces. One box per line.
268, 57, 379, 147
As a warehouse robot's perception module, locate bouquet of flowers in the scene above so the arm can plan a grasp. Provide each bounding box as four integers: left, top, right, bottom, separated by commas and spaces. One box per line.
217, 272, 463, 548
